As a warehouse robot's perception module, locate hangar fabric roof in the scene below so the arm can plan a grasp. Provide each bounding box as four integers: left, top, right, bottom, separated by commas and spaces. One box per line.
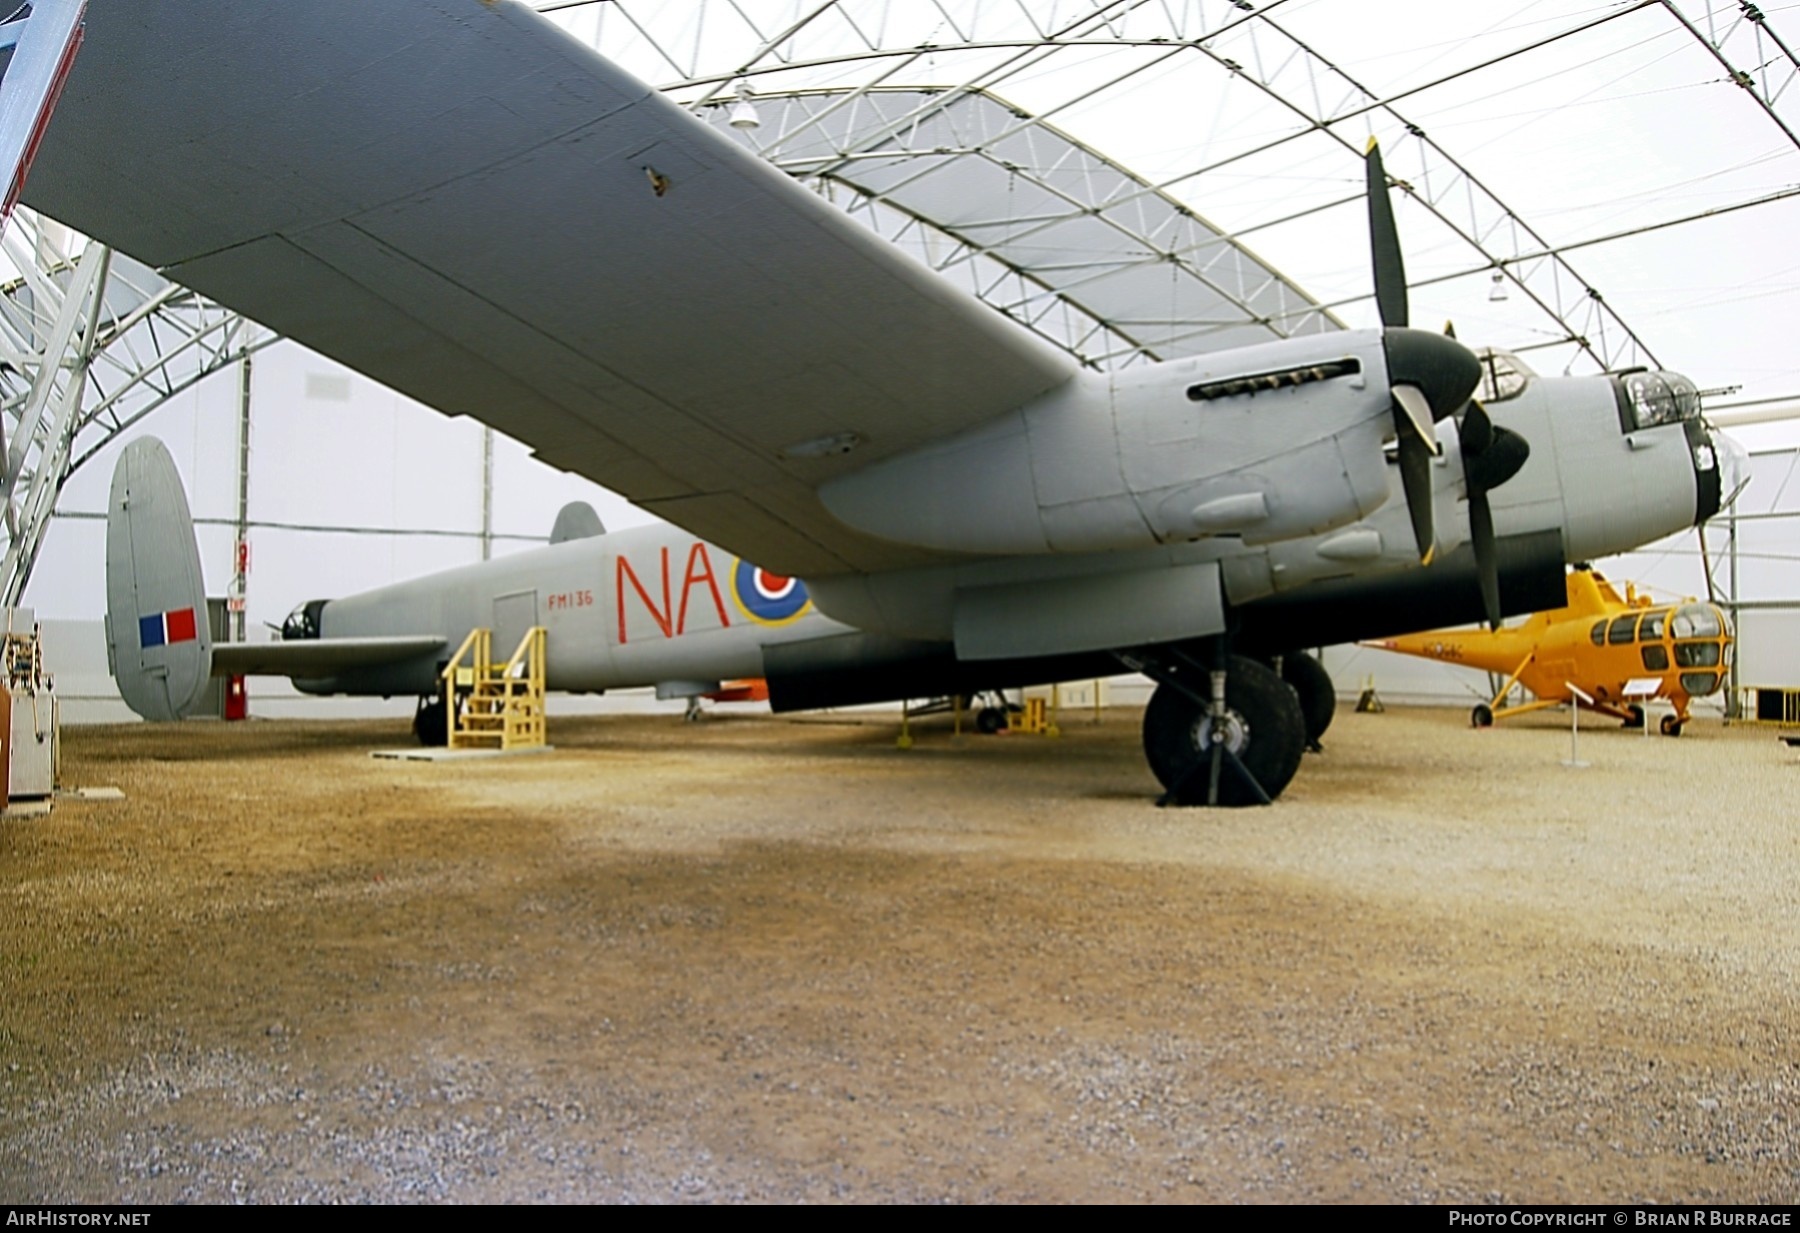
539, 0, 1800, 411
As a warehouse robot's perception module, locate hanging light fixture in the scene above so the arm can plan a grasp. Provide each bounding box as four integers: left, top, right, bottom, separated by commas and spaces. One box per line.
728, 80, 761, 130
1488, 270, 1509, 302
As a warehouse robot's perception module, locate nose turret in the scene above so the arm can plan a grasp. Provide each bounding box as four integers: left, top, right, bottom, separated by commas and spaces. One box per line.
1697, 422, 1749, 525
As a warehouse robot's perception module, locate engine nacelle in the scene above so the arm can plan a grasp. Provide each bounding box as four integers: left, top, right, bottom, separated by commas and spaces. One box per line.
820, 332, 1398, 557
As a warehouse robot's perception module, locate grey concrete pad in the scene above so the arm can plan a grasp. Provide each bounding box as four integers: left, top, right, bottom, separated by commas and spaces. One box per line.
370, 745, 556, 762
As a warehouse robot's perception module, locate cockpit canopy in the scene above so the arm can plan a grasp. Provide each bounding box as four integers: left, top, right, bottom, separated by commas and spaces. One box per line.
1588, 601, 1730, 696
1619, 371, 1702, 431
1475, 348, 1534, 403
282, 598, 329, 641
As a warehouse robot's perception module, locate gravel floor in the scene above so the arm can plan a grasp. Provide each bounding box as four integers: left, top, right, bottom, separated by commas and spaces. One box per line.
2, 705, 1797, 1203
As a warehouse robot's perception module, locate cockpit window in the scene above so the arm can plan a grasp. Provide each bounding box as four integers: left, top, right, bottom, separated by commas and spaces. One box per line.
1670, 603, 1722, 639
1607, 615, 1638, 645
1675, 641, 1722, 668
282, 599, 328, 641
1639, 610, 1668, 641
1622, 371, 1701, 430
1590, 620, 1606, 647
1476, 349, 1532, 403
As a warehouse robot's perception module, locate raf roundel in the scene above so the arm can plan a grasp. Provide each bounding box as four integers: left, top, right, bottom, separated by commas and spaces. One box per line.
731, 559, 811, 626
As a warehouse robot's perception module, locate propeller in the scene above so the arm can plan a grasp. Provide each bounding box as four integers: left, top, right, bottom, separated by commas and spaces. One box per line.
1366, 138, 1445, 564
1459, 398, 1530, 627
1366, 137, 1529, 620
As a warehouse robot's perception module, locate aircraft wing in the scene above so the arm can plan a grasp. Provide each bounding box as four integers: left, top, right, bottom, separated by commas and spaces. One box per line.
24, 1, 1077, 578
212, 637, 447, 680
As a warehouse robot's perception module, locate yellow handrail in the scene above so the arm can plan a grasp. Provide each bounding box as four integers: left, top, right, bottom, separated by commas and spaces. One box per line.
443, 626, 547, 750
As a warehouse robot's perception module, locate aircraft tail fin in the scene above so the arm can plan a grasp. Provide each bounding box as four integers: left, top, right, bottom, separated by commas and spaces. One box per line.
104, 437, 213, 720
549, 501, 606, 545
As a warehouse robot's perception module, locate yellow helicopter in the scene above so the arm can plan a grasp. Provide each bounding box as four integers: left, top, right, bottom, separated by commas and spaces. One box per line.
1364, 565, 1732, 736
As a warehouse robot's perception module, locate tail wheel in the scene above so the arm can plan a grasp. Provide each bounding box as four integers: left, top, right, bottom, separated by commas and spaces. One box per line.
1661, 714, 1684, 737
1471, 703, 1494, 728
1141, 655, 1305, 807
1277, 651, 1336, 750
413, 695, 448, 747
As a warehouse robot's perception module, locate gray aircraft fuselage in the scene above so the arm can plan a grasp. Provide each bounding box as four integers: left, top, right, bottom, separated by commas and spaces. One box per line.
288, 359, 1735, 709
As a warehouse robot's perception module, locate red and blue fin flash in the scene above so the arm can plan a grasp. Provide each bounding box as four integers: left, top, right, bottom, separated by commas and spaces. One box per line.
139, 606, 198, 649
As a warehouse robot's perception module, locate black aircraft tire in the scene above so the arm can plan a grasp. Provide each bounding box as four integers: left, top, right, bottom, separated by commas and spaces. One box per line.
1141, 655, 1306, 807
1278, 651, 1336, 747
413, 696, 448, 747
1471, 703, 1495, 728
976, 706, 1008, 735
1661, 714, 1684, 737
1625, 703, 1646, 730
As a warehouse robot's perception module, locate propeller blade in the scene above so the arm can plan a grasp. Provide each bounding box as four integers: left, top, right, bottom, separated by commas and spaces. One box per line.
1458, 400, 1531, 628
1397, 428, 1436, 564
1469, 487, 1501, 629
1365, 137, 1408, 329
1393, 383, 1441, 455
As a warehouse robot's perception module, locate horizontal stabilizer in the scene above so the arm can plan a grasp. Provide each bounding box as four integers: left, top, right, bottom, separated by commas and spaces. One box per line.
213, 636, 446, 679
105, 437, 212, 721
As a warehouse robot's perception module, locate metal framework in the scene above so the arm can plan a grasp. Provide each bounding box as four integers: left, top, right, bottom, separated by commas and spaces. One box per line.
706, 85, 1341, 369
540, 0, 1800, 377
4, 0, 1799, 607
0, 211, 270, 605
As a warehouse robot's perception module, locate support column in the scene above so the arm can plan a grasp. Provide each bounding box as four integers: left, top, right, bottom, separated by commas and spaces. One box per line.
231, 343, 253, 643
480, 425, 494, 562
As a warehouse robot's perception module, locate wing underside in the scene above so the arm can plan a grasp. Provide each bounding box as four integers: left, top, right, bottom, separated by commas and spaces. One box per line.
25, 0, 1077, 577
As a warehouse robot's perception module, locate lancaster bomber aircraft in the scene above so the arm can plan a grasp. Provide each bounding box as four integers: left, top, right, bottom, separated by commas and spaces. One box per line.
30, 2, 1744, 804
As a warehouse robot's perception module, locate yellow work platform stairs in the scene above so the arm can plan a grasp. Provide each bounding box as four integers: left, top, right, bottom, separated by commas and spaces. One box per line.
441, 626, 548, 751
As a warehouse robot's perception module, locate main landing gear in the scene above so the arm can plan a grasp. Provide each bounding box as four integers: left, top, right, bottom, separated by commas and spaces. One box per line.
1270, 650, 1335, 753
1119, 644, 1307, 807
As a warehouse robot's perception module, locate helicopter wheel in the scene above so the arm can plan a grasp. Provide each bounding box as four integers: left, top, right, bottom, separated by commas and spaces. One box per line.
1471, 703, 1494, 729
1661, 714, 1684, 737
1623, 703, 1645, 730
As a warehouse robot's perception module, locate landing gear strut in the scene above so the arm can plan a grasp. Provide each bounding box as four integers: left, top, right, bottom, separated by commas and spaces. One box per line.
1121, 645, 1306, 807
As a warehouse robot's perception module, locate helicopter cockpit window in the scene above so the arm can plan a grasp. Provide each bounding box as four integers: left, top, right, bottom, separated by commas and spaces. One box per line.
1623, 372, 1701, 431
1607, 615, 1638, 645
1670, 603, 1722, 639
1589, 620, 1607, 646
1476, 349, 1532, 403
1674, 641, 1722, 668
1640, 644, 1670, 671
1639, 610, 1669, 641
1682, 672, 1722, 696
